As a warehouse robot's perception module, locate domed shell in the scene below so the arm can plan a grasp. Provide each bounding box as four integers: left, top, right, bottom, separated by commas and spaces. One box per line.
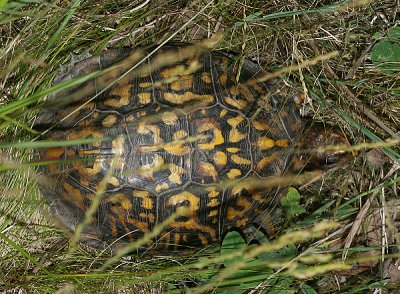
36, 45, 304, 251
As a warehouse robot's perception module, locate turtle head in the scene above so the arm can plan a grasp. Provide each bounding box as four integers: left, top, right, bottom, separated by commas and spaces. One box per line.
292, 123, 353, 171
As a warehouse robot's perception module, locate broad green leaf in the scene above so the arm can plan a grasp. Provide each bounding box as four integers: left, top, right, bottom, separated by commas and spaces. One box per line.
387, 27, 400, 40
300, 283, 318, 294
368, 279, 391, 289
221, 231, 246, 267
371, 40, 400, 72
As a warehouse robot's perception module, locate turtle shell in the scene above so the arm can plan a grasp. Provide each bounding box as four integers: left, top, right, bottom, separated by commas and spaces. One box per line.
36, 44, 304, 251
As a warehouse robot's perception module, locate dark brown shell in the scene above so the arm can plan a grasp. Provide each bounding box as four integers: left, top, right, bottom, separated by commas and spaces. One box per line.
36, 45, 303, 251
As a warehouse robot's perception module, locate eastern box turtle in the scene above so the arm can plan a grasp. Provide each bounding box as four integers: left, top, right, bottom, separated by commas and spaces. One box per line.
36, 44, 349, 252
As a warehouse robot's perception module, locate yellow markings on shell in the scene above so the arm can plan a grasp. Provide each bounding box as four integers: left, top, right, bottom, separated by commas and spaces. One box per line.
163, 92, 214, 105
63, 182, 85, 210
226, 197, 252, 220
44, 147, 64, 166
109, 193, 132, 210
137, 123, 163, 151
170, 76, 193, 91
248, 78, 264, 93
219, 73, 227, 85
167, 192, 217, 240
227, 147, 241, 153
201, 72, 212, 84
208, 210, 218, 217
139, 212, 155, 222
161, 111, 178, 125
158, 128, 191, 156
227, 115, 244, 127
138, 154, 164, 179
198, 233, 208, 245
224, 96, 247, 110
208, 198, 219, 207
102, 114, 117, 127
133, 190, 153, 210
137, 123, 162, 142
168, 164, 185, 185
236, 217, 249, 228
213, 151, 227, 166
112, 136, 125, 155
139, 82, 153, 88
138, 92, 151, 105
206, 186, 220, 198
163, 141, 190, 156
167, 191, 199, 208
252, 120, 270, 131
173, 129, 187, 140
74, 157, 104, 179
206, 187, 220, 207
229, 128, 247, 143
227, 168, 242, 179
197, 121, 224, 150
160, 67, 176, 79
139, 126, 190, 155
112, 136, 126, 170
219, 109, 228, 117
256, 152, 279, 172
256, 136, 275, 150
197, 162, 218, 182
256, 137, 288, 150
160, 63, 199, 80
275, 139, 289, 147
79, 177, 90, 187
229, 85, 239, 96
155, 182, 169, 193
108, 176, 120, 187
105, 83, 132, 107
68, 128, 103, 146
136, 110, 147, 118
231, 154, 251, 165
231, 180, 251, 195
239, 84, 254, 100
108, 193, 150, 234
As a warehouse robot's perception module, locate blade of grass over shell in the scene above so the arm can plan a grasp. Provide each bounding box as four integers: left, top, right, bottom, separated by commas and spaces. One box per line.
68, 156, 116, 251
0, 137, 111, 149
97, 207, 189, 272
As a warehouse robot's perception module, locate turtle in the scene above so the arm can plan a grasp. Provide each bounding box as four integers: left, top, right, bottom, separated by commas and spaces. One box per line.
35, 44, 351, 252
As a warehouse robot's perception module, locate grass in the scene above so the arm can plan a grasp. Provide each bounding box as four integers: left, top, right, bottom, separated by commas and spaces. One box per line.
1, 0, 400, 292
